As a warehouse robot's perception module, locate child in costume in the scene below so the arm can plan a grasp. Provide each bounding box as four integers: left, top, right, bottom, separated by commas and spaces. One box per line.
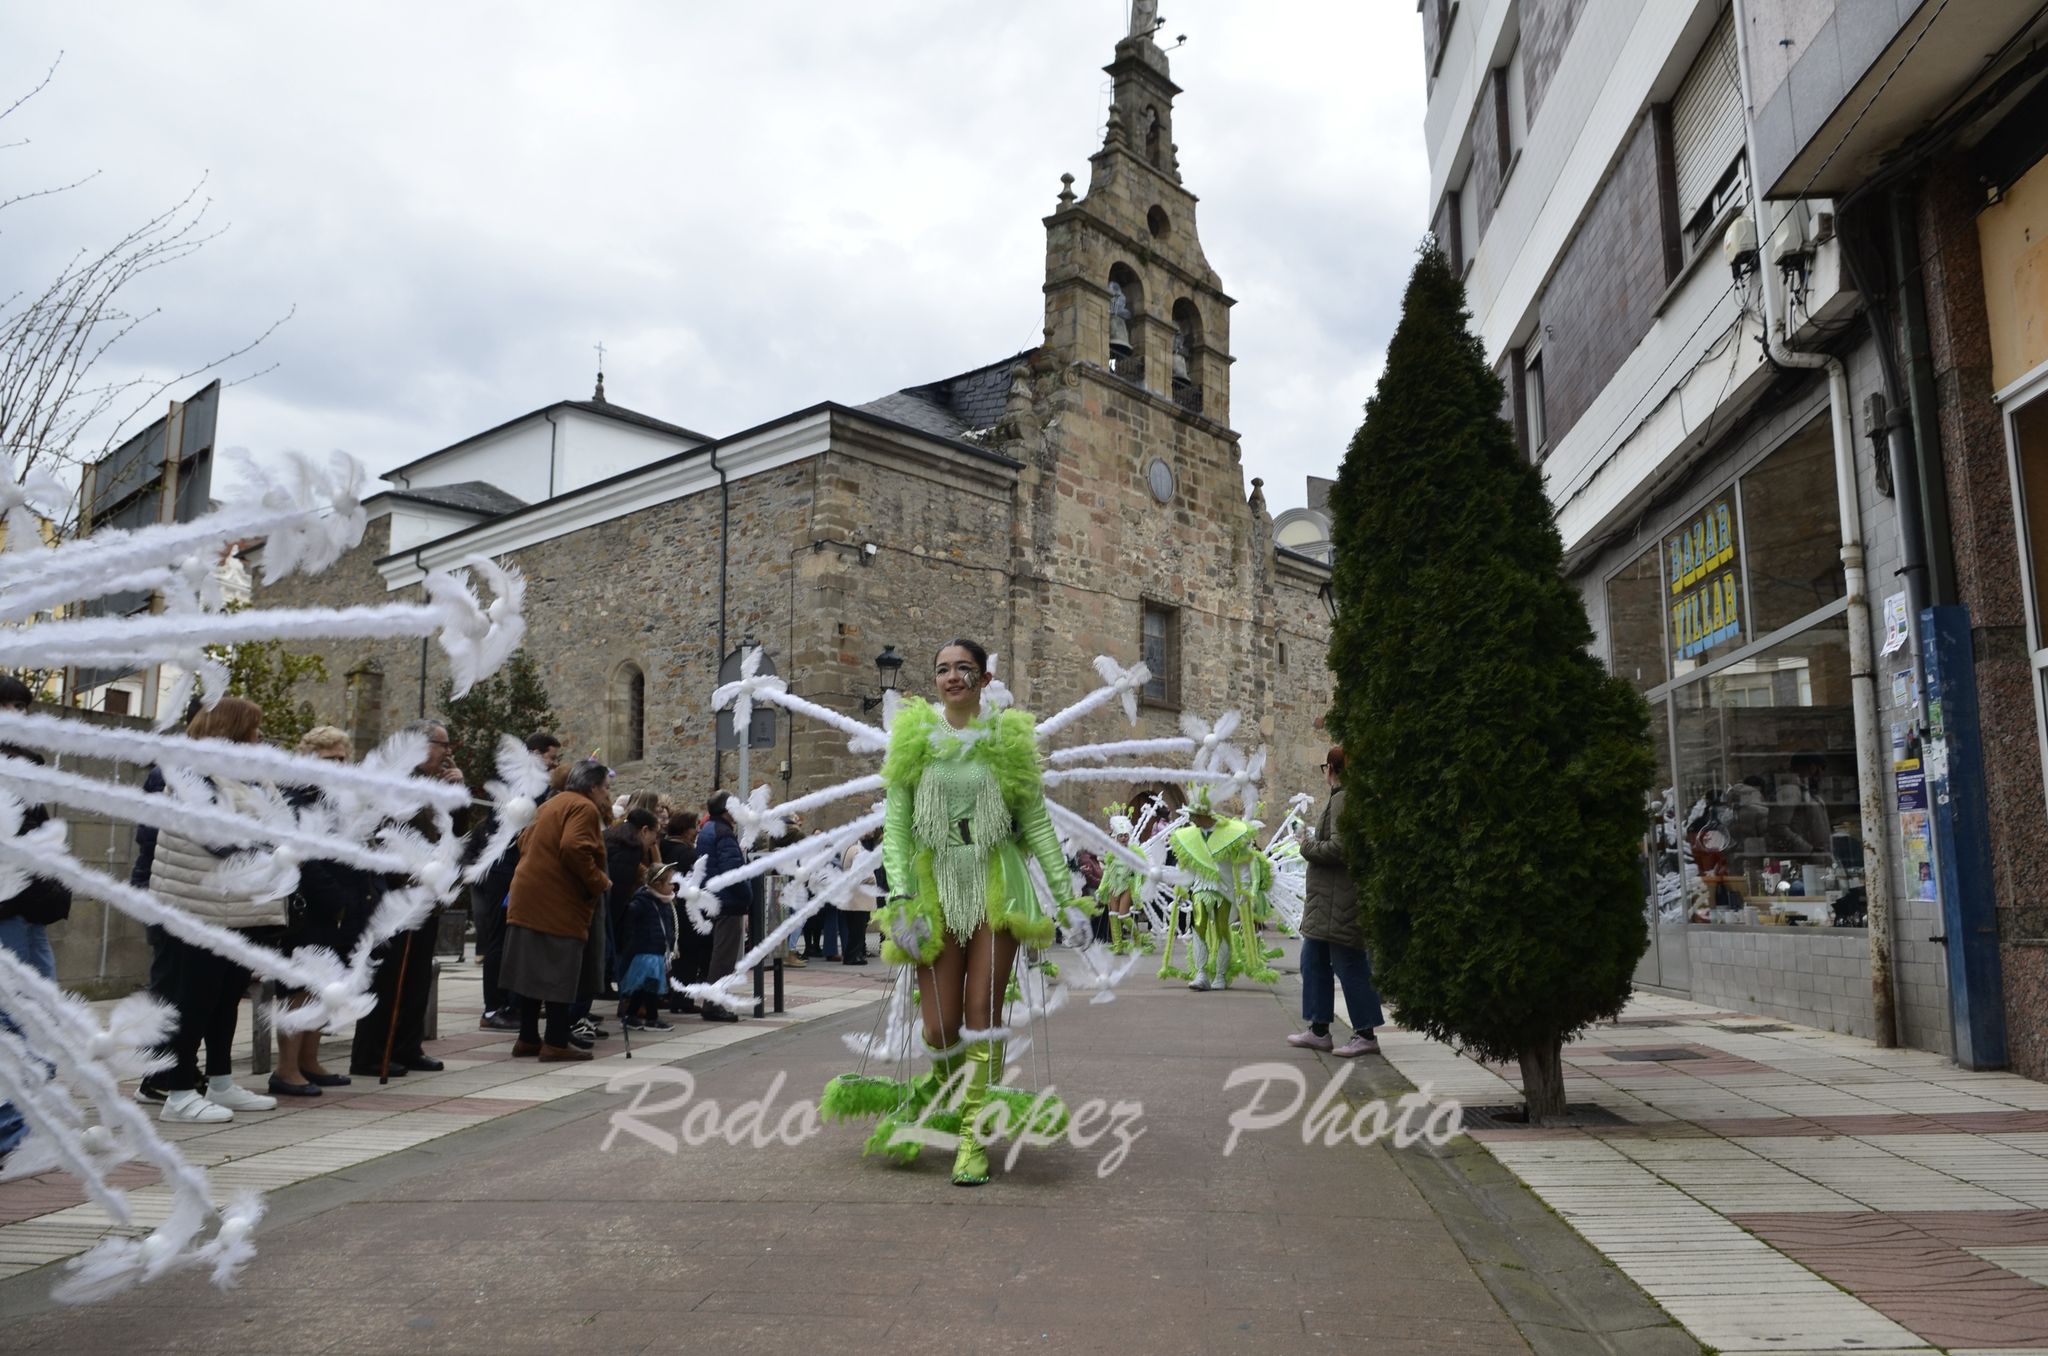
820, 638, 1081, 1185
1170, 786, 1278, 990
1098, 804, 1143, 955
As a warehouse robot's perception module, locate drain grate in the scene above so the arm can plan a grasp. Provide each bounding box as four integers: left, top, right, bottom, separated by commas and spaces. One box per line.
1463, 1103, 1632, 1130
1614, 1017, 1679, 1027
1607, 1047, 1707, 1062
1712, 1022, 1791, 1033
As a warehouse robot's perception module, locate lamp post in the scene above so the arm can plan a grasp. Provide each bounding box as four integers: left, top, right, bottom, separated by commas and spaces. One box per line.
862, 645, 904, 712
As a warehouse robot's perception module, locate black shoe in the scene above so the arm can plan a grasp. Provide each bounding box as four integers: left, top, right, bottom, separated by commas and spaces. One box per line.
267, 1074, 322, 1098
399, 1055, 444, 1073
702, 1007, 739, 1023
135, 1081, 169, 1105
303, 1070, 352, 1087
350, 1062, 406, 1077
851, 955, 869, 966
675, 999, 700, 1015
567, 1033, 594, 1050
479, 1011, 521, 1032
641, 1017, 675, 1032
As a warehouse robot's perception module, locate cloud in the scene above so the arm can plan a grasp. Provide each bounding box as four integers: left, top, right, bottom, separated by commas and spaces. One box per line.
1, 3, 1428, 515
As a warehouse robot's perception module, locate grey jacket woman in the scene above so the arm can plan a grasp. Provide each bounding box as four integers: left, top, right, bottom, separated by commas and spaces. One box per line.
148, 778, 289, 930
1300, 785, 1366, 951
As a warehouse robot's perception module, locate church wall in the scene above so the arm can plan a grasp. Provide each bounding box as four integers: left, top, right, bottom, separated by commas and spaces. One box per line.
396, 422, 551, 504
553, 413, 703, 496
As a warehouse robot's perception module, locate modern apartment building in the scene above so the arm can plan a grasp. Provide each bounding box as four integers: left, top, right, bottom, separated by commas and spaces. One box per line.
1418, 0, 2048, 1075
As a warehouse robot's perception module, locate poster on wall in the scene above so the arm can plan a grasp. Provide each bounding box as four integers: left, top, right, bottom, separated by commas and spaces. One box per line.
1901, 809, 1936, 902
1882, 591, 1910, 656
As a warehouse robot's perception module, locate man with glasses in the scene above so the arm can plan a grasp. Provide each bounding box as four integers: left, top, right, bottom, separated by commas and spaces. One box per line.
351, 718, 470, 1078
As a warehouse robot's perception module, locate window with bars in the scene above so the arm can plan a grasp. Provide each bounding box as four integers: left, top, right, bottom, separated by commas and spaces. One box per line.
1140, 601, 1181, 707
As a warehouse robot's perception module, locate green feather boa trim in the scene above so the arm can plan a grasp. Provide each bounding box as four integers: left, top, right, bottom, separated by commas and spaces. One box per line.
876, 892, 945, 967
820, 1074, 912, 1122
882, 698, 1043, 814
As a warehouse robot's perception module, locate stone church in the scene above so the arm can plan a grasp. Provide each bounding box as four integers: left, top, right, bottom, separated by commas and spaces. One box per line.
258, 20, 1336, 823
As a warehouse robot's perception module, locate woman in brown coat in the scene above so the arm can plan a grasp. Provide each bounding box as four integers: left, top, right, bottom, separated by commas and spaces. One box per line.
501, 759, 612, 1061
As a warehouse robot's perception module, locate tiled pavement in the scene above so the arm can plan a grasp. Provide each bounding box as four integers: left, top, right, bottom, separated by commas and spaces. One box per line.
1372, 990, 2048, 1355
0, 952, 888, 1279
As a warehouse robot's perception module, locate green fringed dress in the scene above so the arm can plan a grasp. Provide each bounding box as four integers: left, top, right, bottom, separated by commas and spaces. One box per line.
819, 698, 1079, 1163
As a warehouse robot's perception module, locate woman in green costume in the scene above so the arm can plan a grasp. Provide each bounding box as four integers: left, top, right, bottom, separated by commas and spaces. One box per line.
820, 638, 1081, 1185
1170, 786, 1278, 991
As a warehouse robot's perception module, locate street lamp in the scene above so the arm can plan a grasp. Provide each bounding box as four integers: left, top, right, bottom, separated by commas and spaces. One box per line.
1317, 580, 1338, 624
862, 645, 904, 712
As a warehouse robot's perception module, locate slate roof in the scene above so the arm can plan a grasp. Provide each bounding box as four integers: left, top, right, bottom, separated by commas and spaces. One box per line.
856, 350, 1032, 440
383, 481, 529, 517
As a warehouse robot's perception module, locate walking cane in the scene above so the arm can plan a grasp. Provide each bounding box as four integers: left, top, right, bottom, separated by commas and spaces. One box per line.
378, 928, 415, 1086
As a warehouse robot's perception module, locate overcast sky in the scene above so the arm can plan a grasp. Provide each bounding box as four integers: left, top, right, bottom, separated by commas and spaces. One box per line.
2, 3, 1429, 516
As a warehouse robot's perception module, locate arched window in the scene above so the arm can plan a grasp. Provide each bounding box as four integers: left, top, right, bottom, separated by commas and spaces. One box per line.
1172, 298, 1204, 411
1108, 264, 1146, 379
608, 660, 646, 764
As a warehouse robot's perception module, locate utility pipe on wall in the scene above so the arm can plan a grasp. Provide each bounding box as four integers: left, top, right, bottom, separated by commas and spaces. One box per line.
1733, 0, 1898, 1046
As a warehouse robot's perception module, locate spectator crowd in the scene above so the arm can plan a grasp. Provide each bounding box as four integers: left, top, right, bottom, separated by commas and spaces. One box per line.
0, 692, 887, 1148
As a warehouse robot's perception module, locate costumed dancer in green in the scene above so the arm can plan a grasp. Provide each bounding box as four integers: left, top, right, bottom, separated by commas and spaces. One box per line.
1098, 803, 1150, 956
1170, 786, 1278, 990
820, 638, 1081, 1185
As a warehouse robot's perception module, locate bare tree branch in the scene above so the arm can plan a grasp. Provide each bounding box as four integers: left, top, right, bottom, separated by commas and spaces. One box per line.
3, 60, 291, 534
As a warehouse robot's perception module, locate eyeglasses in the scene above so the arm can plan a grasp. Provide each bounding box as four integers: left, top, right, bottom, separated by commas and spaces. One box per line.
426, 737, 451, 748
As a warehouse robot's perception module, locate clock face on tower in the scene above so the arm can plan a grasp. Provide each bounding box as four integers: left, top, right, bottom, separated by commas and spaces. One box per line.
1147, 458, 1176, 504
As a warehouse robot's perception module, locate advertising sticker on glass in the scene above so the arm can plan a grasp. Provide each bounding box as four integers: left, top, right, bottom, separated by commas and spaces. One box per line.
1668, 497, 1742, 665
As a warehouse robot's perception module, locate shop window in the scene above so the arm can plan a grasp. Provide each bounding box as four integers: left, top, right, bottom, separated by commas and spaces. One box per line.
1140, 601, 1180, 707
1605, 543, 1667, 694
1741, 418, 1845, 634
1669, 615, 1860, 926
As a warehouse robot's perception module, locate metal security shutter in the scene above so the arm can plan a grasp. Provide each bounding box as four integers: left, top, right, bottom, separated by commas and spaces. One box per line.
1672, 8, 1743, 224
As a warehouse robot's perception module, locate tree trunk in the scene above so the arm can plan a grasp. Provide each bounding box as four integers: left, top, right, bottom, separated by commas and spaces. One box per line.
1517, 1039, 1568, 1125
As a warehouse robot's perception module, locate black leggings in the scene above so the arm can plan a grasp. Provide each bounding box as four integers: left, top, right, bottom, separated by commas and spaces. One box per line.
516, 996, 573, 1047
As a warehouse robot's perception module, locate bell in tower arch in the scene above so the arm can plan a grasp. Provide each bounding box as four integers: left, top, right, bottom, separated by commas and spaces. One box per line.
1108, 280, 1134, 360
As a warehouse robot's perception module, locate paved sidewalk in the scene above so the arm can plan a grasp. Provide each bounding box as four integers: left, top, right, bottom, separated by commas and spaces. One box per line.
0, 952, 889, 1278
0, 948, 1545, 1355
1376, 991, 2048, 1354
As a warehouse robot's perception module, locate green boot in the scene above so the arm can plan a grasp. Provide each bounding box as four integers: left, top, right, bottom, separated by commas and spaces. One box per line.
861, 1037, 965, 1162
952, 1039, 999, 1186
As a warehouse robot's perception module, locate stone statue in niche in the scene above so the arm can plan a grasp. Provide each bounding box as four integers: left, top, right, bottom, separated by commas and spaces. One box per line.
1143, 107, 1162, 167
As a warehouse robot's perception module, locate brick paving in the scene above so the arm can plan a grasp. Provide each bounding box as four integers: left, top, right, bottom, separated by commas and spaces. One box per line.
0, 952, 890, 1282
1375, 990, 2048, 1353
0, 943, 1545, 1355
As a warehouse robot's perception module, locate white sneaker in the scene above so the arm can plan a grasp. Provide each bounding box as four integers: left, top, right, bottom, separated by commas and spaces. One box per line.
160, 1090, 233, 1124
206, 1083, 277, 1113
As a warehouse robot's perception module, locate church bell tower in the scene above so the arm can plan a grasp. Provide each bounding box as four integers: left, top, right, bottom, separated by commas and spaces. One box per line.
1040, 8, 1234, 427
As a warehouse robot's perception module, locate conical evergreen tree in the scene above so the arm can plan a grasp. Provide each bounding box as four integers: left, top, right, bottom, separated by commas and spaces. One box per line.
1328, 244, 1653, 1122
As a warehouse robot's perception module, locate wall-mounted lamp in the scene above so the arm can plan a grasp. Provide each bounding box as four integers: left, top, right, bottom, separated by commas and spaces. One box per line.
1317, 581, 1338, 624
861, 645, 904, 712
